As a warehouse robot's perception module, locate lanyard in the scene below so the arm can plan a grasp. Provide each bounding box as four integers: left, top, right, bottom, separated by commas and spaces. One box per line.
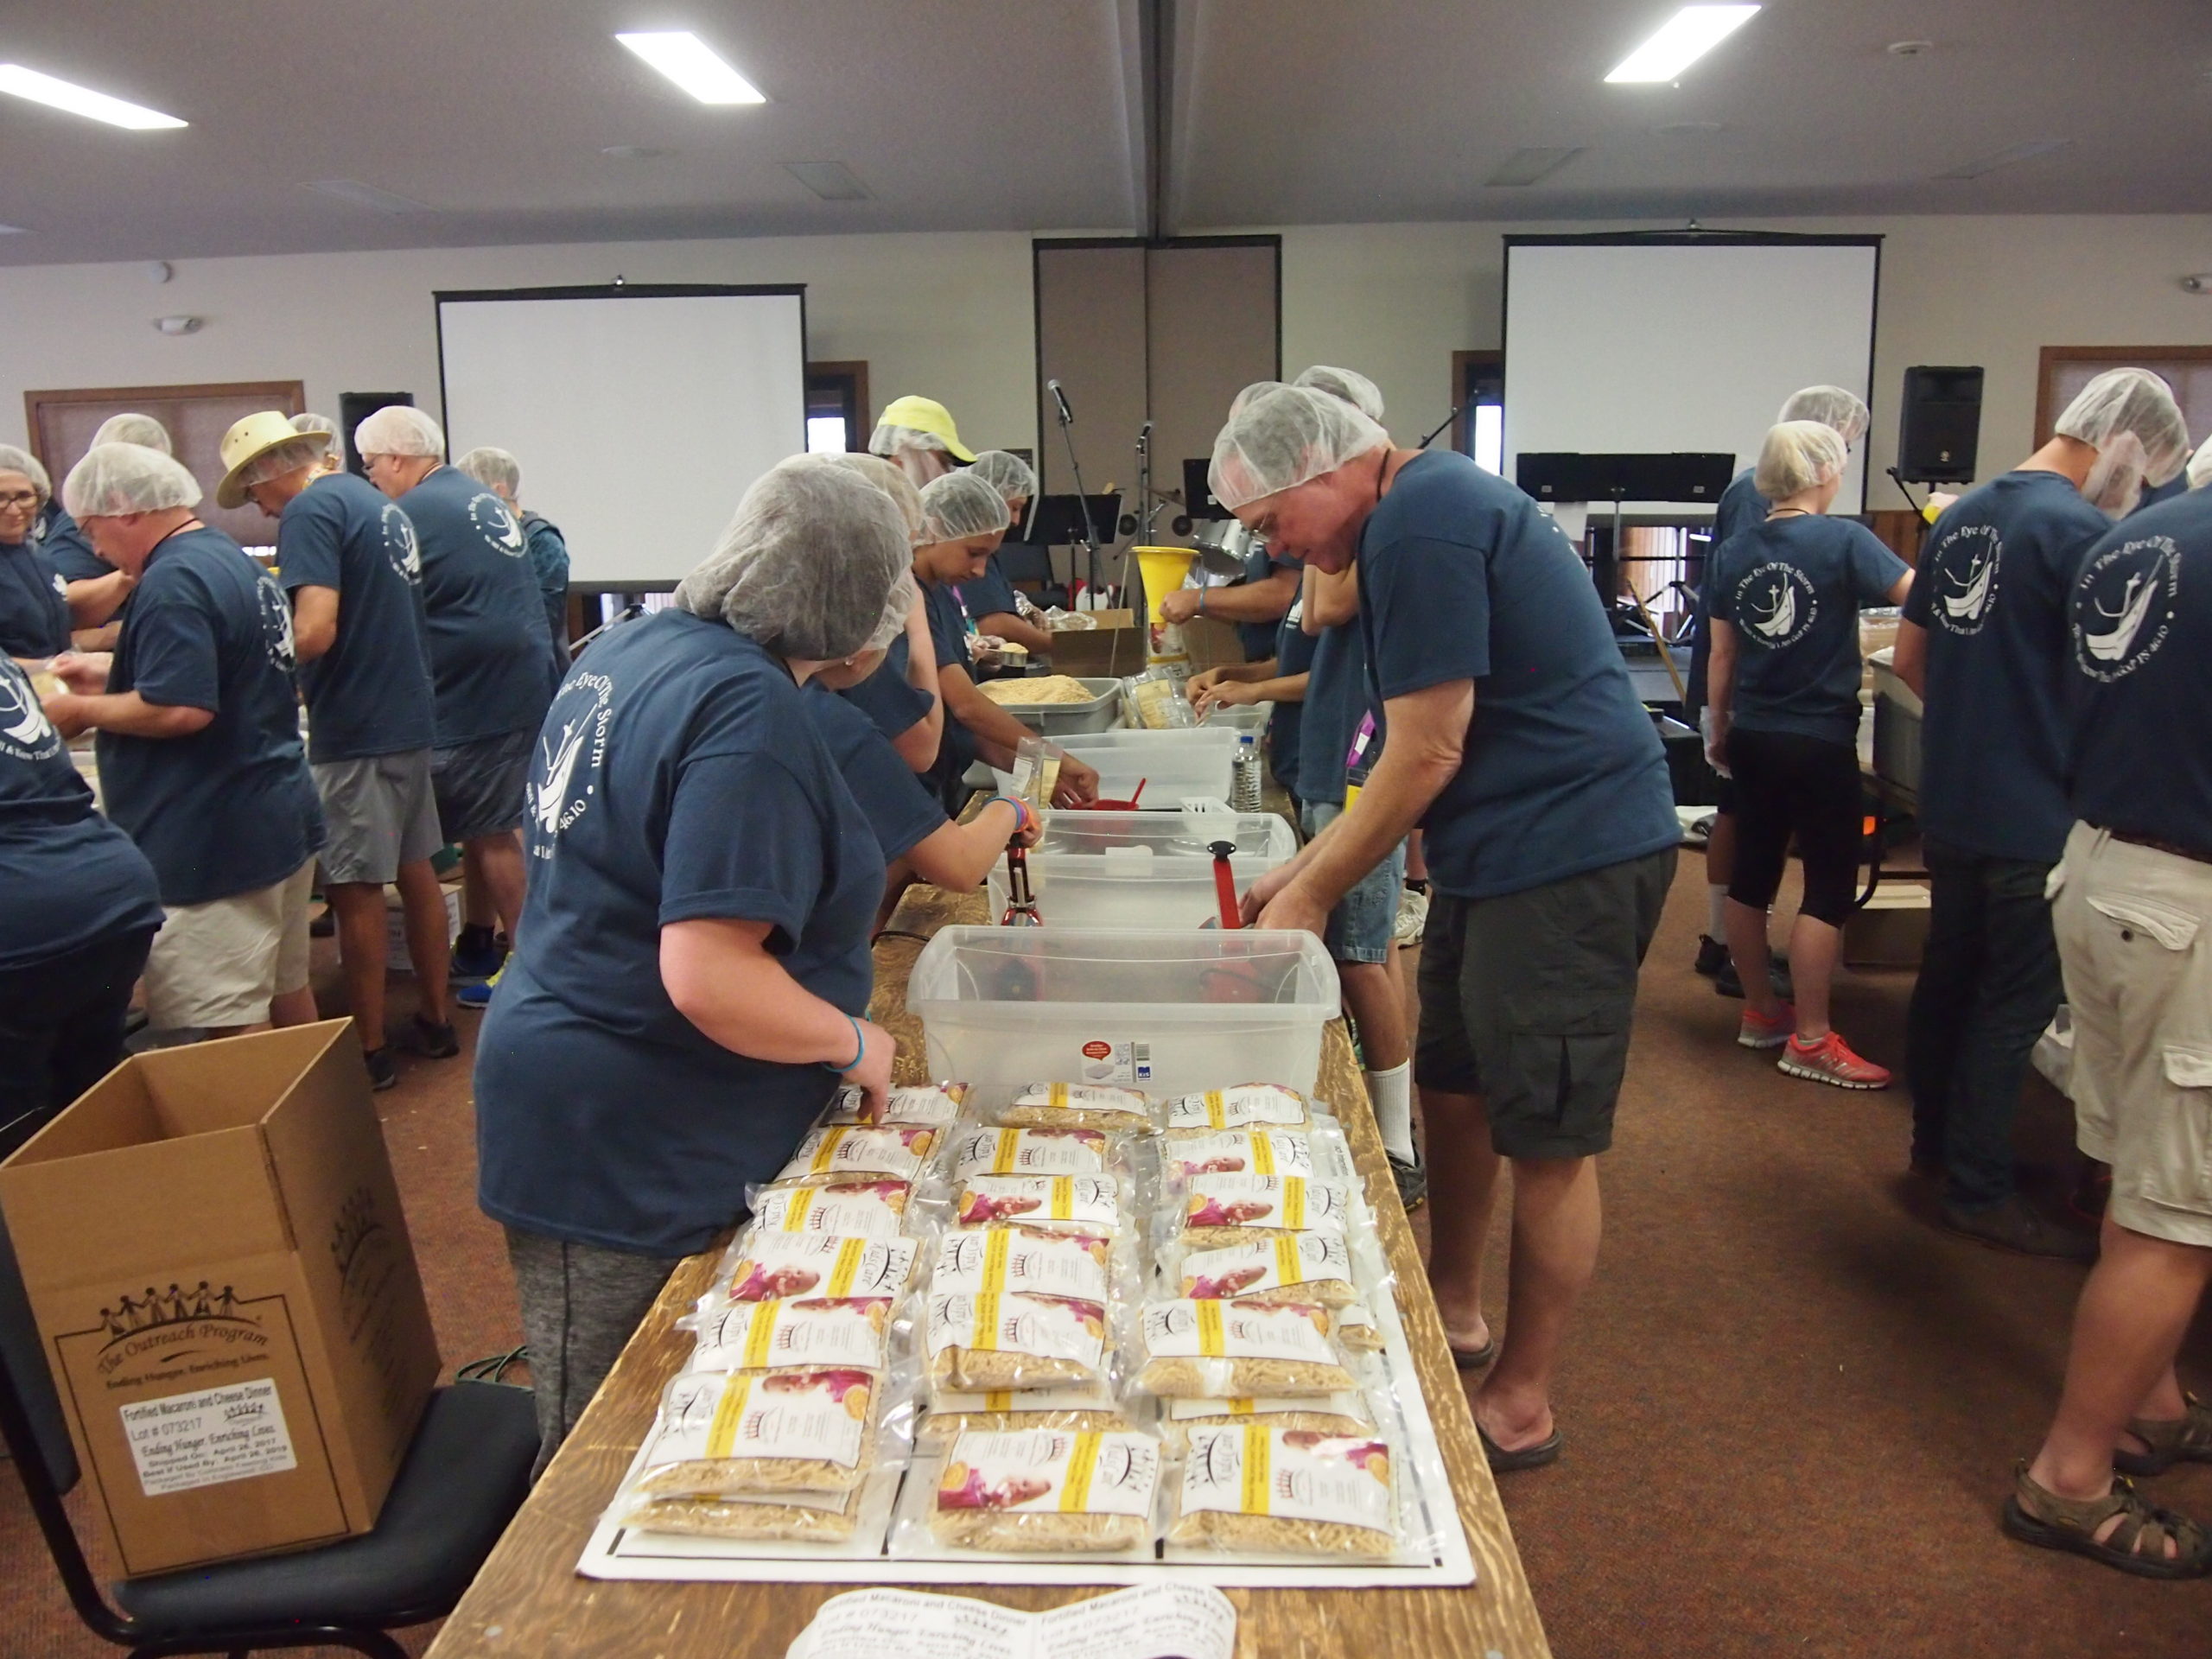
1344, 709, 1378, 810
951, 586, 977, 636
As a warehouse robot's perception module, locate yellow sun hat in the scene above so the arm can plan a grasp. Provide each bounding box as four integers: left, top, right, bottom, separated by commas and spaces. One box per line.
216, 410, 322, 509
872, 394, 976, 464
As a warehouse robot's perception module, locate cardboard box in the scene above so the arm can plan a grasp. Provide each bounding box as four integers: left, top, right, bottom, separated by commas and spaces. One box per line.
384, 881, 462, 976
1040, 609, 1147, 677
1844, 883, 1931, 968
0, 1021, 440, 1575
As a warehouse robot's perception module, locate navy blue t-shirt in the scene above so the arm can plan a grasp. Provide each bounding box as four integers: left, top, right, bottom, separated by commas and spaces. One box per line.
955, 553, 1020, 623
1236, 534, 1298, 660
1687, 467, 1764, 712
1904, 471, 2109, 863
2067, 487, 2212, 852
0, 658, 163, 971
1710, 515, 1907, 747
1269, 597, 1315, 802
519, 511, 570, 662
920, 579, 978, 809
804, 683, 944, 864
474, 610, 887, 1255
841, 632, 937, 746
1357, 450, 1677, 900
400, 466, 556, 746
35, 503, 112, 583
0, 541, 70, 659
1300, 612, 1376, 810
276, 472, 437, 763
96, 527, 325, 906
2132, 471, 2188, 516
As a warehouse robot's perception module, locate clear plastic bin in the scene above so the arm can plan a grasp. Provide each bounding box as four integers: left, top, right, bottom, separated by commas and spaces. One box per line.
1199, 701, 1274, 738
989, 728, 1240, 810
907, 926, 1341, 1096
986, 810, 1297, 930
982, 677, 1124, 736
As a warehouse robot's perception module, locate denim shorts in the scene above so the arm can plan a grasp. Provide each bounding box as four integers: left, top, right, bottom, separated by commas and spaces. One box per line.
1300, 800, 1406, 965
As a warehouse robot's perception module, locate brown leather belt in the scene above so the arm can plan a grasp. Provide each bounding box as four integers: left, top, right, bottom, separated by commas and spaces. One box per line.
2105, 827, 2212, 868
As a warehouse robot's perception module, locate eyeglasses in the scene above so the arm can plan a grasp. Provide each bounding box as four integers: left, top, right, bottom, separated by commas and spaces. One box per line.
0, 491, 39, 508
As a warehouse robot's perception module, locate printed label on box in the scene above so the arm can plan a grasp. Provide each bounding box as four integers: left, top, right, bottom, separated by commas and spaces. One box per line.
1075, 1039, 1152, 1085
120, 1378, 296, 1497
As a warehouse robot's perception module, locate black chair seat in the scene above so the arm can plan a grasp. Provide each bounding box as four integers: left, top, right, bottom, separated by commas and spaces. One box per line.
112, 1382, 537, 1638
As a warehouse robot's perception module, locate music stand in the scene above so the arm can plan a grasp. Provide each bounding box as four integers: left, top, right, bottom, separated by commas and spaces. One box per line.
1028, 493, 1124, 601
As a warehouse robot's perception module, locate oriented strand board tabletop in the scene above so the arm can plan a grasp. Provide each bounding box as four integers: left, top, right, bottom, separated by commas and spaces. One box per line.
426, 883, 1551, 1659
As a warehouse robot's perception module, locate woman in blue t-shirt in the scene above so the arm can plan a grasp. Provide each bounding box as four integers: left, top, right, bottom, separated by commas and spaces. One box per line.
1707, 421, 1911, 1090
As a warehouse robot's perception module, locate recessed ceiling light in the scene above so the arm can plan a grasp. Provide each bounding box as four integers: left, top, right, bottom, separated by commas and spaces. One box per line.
1484, 147, 1586, 188
614, 31, 766, 105
1656, 120, 1726, 134
1935, 138, 2071, 180
785, 161, 873, 201
1886, 40, 1935, 57
1605, 6, 1761, 84
306, 179, 433, 214
600, 144, 673, 160
0, 223, 25, 235
0, 63, 185, 130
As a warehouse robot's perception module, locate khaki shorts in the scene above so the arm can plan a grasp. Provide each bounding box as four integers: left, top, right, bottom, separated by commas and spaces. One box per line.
2056, 823, 2212, 1248
313, 748, 442, 886
143, 861, 316, 1032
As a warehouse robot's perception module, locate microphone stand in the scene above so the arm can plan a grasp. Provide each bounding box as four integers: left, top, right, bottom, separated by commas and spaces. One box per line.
1053, 391, 1104, 603
1417, 405, 1461, 451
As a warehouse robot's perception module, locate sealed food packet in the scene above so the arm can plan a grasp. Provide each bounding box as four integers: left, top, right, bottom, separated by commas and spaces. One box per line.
1165, 1392, 1374, 1446
1165, 1085, 1311, 1135
688, 1295, 894, 1375
919, 1381, 1128, 1450
634, 1370, 879, 1498
1181, 1174, 1350, 1247
1164, 1129, 1316, 1185
1177, 1232, 1357, 1309
1332, 1301, 1388, 1356
821, 1083, 967, 1128
928, 1289, 1109, 1394
1169, 1426, 1399, 1558
620, 1484, 868, 1543
749, 1179, 911, 1241
721, 1233, 920, 1303
1135, 1298, 1356, 1398
925, 1427, 1161, 1554
999, 1081, 1154, 1133
775, 1125, 938, 1185
931, 1225, 1113, 1305
956, 1173, 1124, 1236
948, 1126, 1112, 1180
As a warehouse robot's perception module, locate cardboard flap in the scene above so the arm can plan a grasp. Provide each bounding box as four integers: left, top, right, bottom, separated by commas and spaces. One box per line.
141, 1023, 353, 1138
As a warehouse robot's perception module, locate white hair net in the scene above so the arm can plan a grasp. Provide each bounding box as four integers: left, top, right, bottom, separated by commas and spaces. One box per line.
1777, 385, 1870, 448
868, 422, 948, 459
91, 413, 172, 455
1752, 421, 1848, 501
1293, 365, 1385, 423
290, 412, 338, 440
353, 404, 445, 459
0, 443, 51, 498
1227, 380, 1286, 421
239, 437, 329, 491
454, 446, 522, 494
1208, 385, 1390, 512
671, 455, 909, 661
967, 449, 1038, 506
62, 443, 203, 518
823, 452, 925, 543
2056, 367, 2192, 518
866, 571, 920, 655
918, 471, 1011, 543
2187, 433, 2212, 493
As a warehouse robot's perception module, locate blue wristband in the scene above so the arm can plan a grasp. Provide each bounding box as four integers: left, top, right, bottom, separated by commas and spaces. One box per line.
986, 793, 1032, 833
842, 1015, 865, 1072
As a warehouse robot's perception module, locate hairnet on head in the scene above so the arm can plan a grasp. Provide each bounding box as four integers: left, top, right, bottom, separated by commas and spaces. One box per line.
238, 438, 329, 491
91, 413, 172, 455
868, 423, 947, 459
1293, 365, 1386, 423
866, 570, 919, 655
672, 455, 909, 661
1752, 421, 1848, 501
1208, 385, 1390, 512
0, 443, 51, 499
2187, 433, 2212, 493
62, 443, 203, 518
455, 446, 522, 494
290, 412, 338, 439
1777, 385, 1870, 447
2056, 368, 2192, 515
1227, 380, 1287, 421
967, 449, 1038, 507
353, 404, 445, 460
918, 471, 1012, 543
824, 452, 925, 543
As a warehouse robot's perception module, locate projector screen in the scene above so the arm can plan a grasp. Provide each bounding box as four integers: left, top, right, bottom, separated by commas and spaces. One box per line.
1502, 236, 1880, 514
435, 285, 807, 586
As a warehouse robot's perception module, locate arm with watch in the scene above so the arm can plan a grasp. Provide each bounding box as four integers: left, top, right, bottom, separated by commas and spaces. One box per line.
1155, 564, 1299, 627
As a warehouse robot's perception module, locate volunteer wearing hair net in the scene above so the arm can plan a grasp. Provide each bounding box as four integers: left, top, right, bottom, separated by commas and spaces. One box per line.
1687, 385, 1870, 996
355, 406, 556, 989
912, 471, 1096, 810
40, 443, 325, 1039
1891, 366, 2189, 1257
289, 412, 346, 478
952, 449, 1053, 658
218, 412, 456, 1092
825, 453, 947, 773
456, 446, 571, 671
41, 416, 172, 602
0, 446, 132, 643
869, 393, 971, 489
1706, 423, 1911, 1090
1218, 384, 1678, 1471
473, 458, 909, 1476
92, 412, 171, 455
2005, 478, 2212, 1579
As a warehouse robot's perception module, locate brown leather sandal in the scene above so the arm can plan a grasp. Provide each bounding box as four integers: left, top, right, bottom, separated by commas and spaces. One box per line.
2002, 1463, 2212, 1580
2114, 1393, 2212, 1478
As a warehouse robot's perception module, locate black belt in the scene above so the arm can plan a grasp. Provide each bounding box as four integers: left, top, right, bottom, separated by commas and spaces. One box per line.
2101, 826, 2212, 868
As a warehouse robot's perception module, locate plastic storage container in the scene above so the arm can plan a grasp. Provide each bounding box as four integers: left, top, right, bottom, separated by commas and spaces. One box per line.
989, 728, 1240, 810
982, 676, 1124, 736
1869, 649, 1922, 804
1199, 700, 1274, 738
907, 926, 1341, 1096
983, 810, 1298, 930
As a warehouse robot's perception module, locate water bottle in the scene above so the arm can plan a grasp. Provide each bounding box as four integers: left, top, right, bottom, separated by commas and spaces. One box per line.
1233, 733, 1262, 812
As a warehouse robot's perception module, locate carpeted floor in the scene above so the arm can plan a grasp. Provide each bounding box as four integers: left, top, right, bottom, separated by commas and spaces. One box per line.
3, 855, 2206, 1656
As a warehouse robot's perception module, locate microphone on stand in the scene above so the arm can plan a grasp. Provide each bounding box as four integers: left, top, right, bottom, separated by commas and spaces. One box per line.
1048, 378, 1076, 426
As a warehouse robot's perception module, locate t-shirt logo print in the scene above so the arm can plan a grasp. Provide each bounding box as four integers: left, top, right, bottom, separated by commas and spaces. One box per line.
1929, 524, 2001, 635
50, 571, 67, 598
527, 671, 613, 849
470, 494, 529, 558
0, 666, 59, 760
2074, 535, 2179, 683
380, 505, 421, 582
257, 573, 297, 671
1736, 563, 1820, 649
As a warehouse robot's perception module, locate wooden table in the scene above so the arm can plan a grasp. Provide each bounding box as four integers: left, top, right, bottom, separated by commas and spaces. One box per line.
427, 885, 1551, 1659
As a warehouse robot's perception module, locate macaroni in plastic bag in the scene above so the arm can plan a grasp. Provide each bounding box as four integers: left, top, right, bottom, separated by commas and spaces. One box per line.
775, 1125, 938, 1185
747, 1179, 911, 1241
956, 1173, 1125, 1236
635, 1369, 879, 1498
999, 1081, 1155, 1132
947, 1126, 1113, 1180
1135, 1298, 1354, 1398
1176, 1232, 1357, 1309
923, 1428, 1161, 1554
928, 1289, 1109, 1394
686, 1295, 894, 1375
720, 1233, 919, 1303
1181, 1174, 1351, 1247
1165, 1085, 1311, 1135
820, 1083, 968, 1128
1168, 1427, 1399, 1558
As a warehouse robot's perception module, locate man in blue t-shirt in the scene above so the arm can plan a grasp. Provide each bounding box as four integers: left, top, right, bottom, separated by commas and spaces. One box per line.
1891, 369, 2189, 1258
2006, 480, 2212, 1580
1218, 385, 1677, 1473
1155, 521, 1299, 661
456, 446, 572, 670
357, 407, 557, 990
42, 442, 324, 1039
220, 413, 459, 1091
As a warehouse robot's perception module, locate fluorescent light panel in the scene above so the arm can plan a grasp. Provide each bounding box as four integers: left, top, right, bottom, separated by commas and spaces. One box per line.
1605, 6, 1760, 83
1936, 138, 2071, 180
0, 63, 184, 129
615, 31, 766, 105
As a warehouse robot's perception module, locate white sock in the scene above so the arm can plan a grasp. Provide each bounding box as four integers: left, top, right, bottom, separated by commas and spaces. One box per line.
1707, 883, 1728, 940
1364, 1062, 1415, 1163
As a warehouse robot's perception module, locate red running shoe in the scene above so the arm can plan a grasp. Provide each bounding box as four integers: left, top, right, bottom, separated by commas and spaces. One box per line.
1778, 1030, 1891, 1090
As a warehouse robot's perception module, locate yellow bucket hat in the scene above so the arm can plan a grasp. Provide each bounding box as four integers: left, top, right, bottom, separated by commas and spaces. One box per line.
875, 394, 975, 463
216, 410, 322, 508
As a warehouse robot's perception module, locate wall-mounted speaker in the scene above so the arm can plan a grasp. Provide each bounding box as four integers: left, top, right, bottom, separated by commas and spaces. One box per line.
1897, 366, 1983, 484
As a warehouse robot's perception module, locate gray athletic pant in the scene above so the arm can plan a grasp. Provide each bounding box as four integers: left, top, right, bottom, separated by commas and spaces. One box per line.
505, 1226, 682, 1482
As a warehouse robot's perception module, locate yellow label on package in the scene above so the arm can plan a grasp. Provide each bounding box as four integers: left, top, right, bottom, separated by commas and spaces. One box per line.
981, 1227, 1011, 1294
986, 1390, 1014, 1410
1280, 1179, 1306, 1230
1272, 1234, 1306, 1287
827, 1237, 865, 1298
1196, 1299, 1226, 1357
807, 1127, 850, 1174
741, 1306, 781, 1371
778, 1187, 818, 1231
970, 1290, 1001, 1351
1050, 1177, 1074, 1220
1060, 1431, 1103, 1511
1202, 1091, 1228, 1129
988, 1130, 1019, 1175
1250, 1133, 1276, 1177
1240, 1425, 1273, 1514
704, 1375, 755, 1459
1047, 1082, 1069, 1109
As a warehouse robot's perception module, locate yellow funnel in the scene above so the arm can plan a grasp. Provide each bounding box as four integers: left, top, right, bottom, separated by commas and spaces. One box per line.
1133, 544, 1199, 667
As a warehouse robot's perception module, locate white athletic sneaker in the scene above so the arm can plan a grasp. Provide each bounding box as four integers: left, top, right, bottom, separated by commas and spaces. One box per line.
1395, 885, 1430, 948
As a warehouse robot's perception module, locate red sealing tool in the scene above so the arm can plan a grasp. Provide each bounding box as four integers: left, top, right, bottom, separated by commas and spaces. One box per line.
1087, 779, 1147, 812
999, 840, 1044, 926
1208, 840, 1240, 930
